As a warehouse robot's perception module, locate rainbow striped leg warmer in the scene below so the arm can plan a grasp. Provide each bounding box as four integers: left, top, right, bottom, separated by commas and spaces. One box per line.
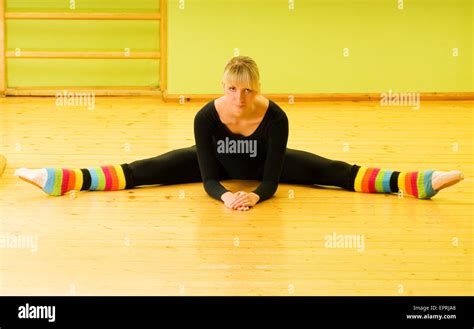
43, 164, 133, 196
353, 167, 439, 199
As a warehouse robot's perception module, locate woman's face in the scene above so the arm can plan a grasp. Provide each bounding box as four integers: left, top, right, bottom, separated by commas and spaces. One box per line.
223, 81, 259, 116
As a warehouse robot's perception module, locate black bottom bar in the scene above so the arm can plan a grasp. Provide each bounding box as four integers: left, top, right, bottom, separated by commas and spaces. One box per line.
0, 296, 471, 327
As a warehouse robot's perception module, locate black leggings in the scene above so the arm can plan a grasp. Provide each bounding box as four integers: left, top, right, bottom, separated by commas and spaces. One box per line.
125, 146, 360, 192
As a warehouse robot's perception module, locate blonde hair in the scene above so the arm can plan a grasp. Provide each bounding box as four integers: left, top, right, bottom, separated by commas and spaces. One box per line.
222, 56, 260, 92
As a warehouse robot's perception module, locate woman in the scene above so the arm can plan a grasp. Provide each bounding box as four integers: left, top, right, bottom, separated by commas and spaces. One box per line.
15, 56, 464, 211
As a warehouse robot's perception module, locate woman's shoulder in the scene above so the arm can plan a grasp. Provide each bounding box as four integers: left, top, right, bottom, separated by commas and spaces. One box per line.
194, 99, 226, 134
195, 99, 217, 120
266, 98, 288, 122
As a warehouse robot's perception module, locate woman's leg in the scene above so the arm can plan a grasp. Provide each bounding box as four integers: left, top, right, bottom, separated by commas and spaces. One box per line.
15, 145, 209, 196
15, 164, 132, 196
280, 149, 463, 199
279, 148, 359, 191
351, 165, 463, 199
126, 145, 204, 186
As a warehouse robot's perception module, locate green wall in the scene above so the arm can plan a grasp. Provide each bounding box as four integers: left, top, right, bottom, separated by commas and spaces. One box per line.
167, 0, 473, 94
5, 0, 473, 92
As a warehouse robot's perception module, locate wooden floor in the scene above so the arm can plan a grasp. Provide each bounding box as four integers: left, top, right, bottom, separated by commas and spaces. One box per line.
0, 97, 472, 296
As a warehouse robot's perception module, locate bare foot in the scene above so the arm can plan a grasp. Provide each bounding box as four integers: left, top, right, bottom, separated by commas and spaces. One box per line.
14, 168, 48, 189
431, 170, 464, 191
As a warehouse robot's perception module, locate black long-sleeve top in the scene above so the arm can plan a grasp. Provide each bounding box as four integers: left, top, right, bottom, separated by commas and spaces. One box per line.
193, 99, 289, 203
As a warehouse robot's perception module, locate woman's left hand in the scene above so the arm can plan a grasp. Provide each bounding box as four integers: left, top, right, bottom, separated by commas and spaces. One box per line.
230, 191, 260, 209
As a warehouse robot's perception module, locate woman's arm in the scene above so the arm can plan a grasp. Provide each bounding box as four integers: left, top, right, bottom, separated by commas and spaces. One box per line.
251, 113, 289, 203
193, 111, 232, 201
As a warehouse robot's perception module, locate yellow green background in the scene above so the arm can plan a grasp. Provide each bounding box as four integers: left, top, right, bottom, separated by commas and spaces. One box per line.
5, 0, 473, 93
